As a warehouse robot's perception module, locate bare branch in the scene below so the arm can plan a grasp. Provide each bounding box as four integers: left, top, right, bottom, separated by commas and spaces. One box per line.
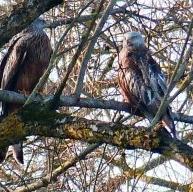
0, 0, 63, 48
74, 0, 117, 97
0, 90, 193, 124
15, 143, 101, 192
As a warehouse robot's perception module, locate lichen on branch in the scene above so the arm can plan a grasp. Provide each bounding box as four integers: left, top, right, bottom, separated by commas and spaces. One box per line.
0, 102, 193, 171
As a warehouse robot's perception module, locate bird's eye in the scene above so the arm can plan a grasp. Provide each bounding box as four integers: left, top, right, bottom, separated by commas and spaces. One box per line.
128, 42, 133, 46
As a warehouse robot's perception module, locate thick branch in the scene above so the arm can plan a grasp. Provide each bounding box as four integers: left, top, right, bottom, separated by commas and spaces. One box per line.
0, 104, 193, 171
0, 90, 193, 124
0, 0, 63, 48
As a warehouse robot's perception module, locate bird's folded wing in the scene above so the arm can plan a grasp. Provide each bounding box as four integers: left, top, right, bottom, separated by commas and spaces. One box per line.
0, 36, 28, 90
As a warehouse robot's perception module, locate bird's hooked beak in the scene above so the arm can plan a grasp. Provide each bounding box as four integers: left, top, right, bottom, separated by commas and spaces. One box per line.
122, 36, 128, 48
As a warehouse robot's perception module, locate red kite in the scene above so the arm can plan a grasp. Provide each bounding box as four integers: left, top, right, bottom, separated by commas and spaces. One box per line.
118, 32, 176, 138
0, 19, 52, 164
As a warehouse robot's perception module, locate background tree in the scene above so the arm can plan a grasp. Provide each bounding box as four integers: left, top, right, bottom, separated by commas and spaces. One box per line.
0, 0, 192, 191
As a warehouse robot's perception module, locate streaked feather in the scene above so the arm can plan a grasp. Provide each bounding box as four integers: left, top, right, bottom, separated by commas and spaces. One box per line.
118, 32, 176, 138
0, 19, 52, 164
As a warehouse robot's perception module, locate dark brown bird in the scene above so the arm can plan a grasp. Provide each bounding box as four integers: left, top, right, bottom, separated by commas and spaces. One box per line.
0, 18, 52, 164
118, 32, 176, 138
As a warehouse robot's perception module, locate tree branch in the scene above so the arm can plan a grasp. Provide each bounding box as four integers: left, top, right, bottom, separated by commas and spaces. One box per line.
74, 0, 117, 97
0, 90, 193, 124
15, 143, 101, 192
0, 0, 63, 48
0, 104, 193, 171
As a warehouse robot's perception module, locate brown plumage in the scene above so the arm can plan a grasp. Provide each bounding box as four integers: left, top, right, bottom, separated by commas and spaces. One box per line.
0, 18, 52, 164
118, 32, 176, 138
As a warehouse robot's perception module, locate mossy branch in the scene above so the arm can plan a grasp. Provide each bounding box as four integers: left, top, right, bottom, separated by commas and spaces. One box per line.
0, 103, 193, 171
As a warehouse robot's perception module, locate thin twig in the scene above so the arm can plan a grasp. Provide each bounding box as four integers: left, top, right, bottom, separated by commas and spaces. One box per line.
74, 0, 117, 98
169, 40, 193, 102
150, 18, 193, 128
15, 143, 102, 192
24, 0, 94, 106
51, 0, 106, 108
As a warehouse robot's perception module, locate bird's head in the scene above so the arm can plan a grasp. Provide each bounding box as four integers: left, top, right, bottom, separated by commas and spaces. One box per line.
123, 32, 145, 49
30, 18, 47, 30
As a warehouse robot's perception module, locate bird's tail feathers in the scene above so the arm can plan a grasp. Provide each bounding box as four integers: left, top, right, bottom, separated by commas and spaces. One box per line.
0, 148, 8, 163
162, 114, 178, 139
6, 144, 24, 164
11, 143, 24, 164
144, 106, 178, 139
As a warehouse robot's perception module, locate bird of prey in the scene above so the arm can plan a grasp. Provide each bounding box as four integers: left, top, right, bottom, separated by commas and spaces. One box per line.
0, 18, 52, 164
118, 31, 176, 138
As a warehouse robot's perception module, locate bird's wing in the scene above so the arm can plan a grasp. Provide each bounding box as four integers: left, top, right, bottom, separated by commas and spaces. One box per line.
0, 35, 24, 86
1, 35, 28, 90
148, 54, 167, 96
137, 51, 168, 103
139, 52, 176, 136
119, 48, 150, 106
